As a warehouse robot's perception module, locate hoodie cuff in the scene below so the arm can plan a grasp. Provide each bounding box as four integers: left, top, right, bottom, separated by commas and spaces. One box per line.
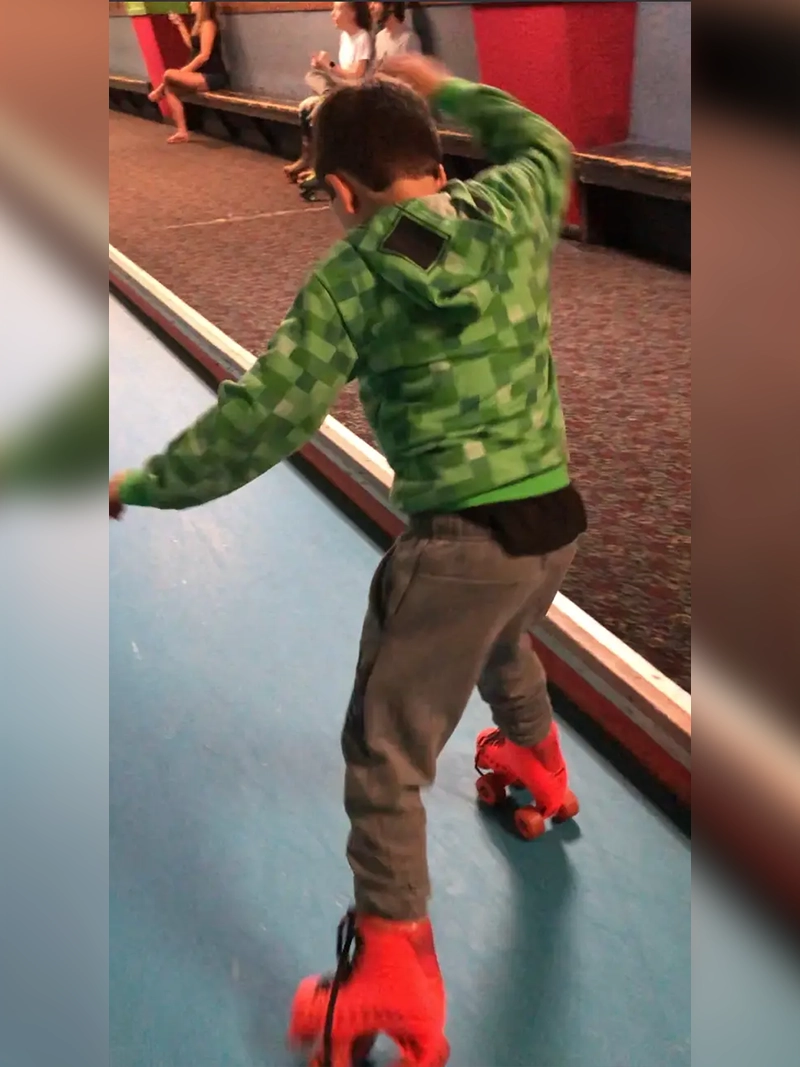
432, 77, 475, 117
118, 469, 154, 507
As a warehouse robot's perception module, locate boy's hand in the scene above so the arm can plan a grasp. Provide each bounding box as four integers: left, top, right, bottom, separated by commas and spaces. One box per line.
311, 50, 331, 70
109, 471, 126, 520
380, 55, 451, 99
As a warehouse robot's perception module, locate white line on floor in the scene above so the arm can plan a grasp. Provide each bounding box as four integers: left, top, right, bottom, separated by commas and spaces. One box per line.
165, 205, 329, 230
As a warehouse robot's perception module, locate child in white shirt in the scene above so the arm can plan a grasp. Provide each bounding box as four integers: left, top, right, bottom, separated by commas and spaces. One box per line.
372, 2, 421, 64
286, 2, 374, 182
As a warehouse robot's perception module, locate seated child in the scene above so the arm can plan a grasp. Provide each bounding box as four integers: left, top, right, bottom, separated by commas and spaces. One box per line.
285, 1, 373, 183
372, 2, 421, 63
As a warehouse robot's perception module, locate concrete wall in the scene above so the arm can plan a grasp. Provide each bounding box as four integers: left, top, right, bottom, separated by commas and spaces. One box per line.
416, 5, 480, 82
630, 1, 691, 152
220, 5, 478, 101
222, 11, 339, 100
109, 16, 148, 80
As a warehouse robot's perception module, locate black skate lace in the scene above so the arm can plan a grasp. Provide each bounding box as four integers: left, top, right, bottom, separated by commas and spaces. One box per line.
321, 909, 359, 1067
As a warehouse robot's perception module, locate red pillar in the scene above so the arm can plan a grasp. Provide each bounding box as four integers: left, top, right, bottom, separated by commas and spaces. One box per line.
130, 14, 190, 118
470, 2, 638, 225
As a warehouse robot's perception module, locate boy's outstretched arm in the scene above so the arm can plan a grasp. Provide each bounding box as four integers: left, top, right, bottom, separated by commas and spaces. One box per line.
383, 55, 573, 239
112, 274, 358, 515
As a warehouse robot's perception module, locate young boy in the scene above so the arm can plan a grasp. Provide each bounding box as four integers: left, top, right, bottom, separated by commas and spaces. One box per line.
110, 56, 587, 1067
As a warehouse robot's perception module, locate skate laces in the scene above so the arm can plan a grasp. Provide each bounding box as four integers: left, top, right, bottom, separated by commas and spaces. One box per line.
320, 909, 359, 1067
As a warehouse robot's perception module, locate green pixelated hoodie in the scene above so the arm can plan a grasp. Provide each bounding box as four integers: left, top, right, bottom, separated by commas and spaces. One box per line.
119, 78, 574, 514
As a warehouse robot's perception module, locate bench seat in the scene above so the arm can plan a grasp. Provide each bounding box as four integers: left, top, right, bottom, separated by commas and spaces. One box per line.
575, 141, 691, 202
574, 140, 691, 268
108, 75, 477, 158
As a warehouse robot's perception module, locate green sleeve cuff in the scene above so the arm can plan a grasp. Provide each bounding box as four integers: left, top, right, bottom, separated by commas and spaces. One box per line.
432, 77, 474, 116
118, 469, 154, 507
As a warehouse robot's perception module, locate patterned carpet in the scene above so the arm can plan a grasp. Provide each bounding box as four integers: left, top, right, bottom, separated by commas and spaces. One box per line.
109, 111, 691, 691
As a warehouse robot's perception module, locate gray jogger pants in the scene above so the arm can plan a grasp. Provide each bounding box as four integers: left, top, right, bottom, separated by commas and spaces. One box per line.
341, 511, 577, 921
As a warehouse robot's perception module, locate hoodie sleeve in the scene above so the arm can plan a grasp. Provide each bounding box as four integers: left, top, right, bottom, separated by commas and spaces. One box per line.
434, 78, 573, 239
118, 273, 357, 511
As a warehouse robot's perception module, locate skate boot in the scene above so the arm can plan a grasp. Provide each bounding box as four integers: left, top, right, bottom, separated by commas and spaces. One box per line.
288, 909, 449, 1067
474, 723, 580, 840
299, 171, 331, 203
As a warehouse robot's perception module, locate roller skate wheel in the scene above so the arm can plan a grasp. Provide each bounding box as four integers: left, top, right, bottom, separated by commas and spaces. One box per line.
553, 790, 580, 823
352, 1033, 376, 1065
476, 772, 506, 807
514, 807, 546, 840
395, 1034, 451, 1067
308, 1033, 376, 1067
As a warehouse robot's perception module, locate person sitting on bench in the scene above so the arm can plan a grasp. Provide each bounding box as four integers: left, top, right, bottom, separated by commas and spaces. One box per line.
285, 1, 373, 183
148, 2, 229, 145
372, 3, 421, 63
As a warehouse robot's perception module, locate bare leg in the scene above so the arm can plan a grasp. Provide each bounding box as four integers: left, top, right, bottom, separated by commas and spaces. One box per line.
164, 91, 190, 143
285, 139, 312, 181
286, 96, 318, 179
158, 69, 209, 143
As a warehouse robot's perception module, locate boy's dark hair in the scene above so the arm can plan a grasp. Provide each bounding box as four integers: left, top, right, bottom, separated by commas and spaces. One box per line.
313, 80, 443, 192
349, 1, 373, 32
384, 2, 407, 23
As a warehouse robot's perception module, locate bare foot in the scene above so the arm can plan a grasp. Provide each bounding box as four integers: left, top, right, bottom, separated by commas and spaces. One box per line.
148, 86, 164, 103
284, 159, 306, 183
167, 131, 190, 144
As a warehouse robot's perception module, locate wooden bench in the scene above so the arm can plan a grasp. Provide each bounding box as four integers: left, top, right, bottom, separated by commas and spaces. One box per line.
574, 141, 691, 268
109, 74, 479, 164
576, 142, 691, 201
110, 74, 148, 94
109, 74, 157, 114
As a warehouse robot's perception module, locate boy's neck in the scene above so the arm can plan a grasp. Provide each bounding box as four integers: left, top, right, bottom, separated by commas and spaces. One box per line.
355, 178, 442, 225
382, 175, 444, 204
341, 173, 447, 230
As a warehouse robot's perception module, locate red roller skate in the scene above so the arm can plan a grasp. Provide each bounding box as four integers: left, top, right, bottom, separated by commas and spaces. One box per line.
288, 910, 449, 1067
474, 723, 580, 840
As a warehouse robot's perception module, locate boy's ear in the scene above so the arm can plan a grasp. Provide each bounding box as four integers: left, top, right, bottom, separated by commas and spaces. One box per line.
436, 164, 447, 188
327, 174, 359, 215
